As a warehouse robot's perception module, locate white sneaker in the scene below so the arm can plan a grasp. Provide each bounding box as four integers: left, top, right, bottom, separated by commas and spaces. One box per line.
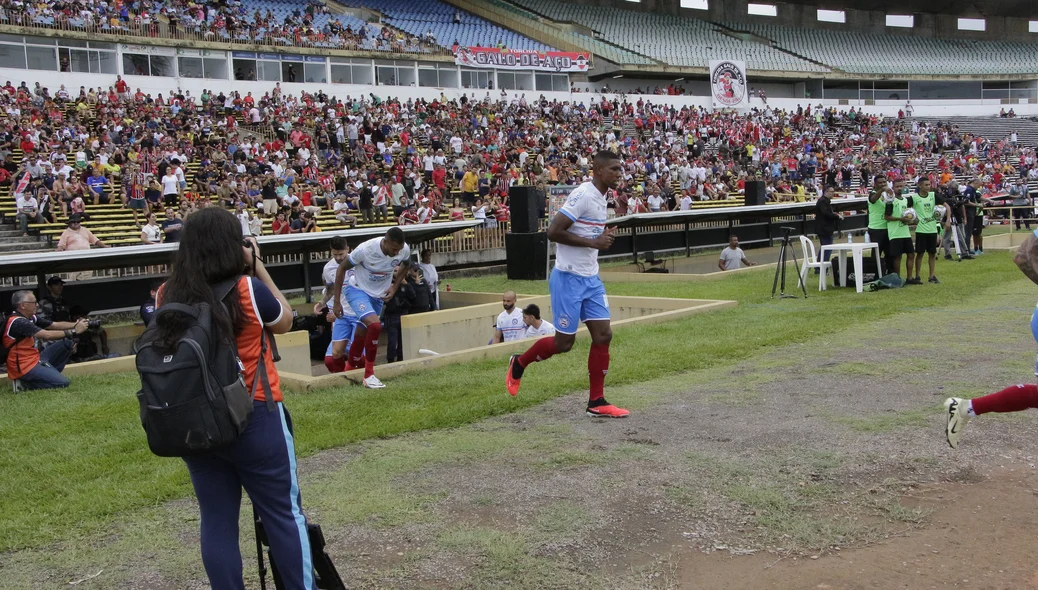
944, 397, 971, 449
363, 374, 386, 389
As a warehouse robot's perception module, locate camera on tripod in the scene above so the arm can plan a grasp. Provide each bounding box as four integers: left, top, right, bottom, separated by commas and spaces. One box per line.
772, 227, 808, 299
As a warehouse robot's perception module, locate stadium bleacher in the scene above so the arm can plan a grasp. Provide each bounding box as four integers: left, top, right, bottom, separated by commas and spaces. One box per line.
507, 0, 827, 71
338, 0, 552, 52
0, 0, 438, 54
716, 20, 1038, 76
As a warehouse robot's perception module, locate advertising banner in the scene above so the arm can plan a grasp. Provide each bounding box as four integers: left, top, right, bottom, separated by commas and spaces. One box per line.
454, 47, 591, 72
709, 60, 748, 109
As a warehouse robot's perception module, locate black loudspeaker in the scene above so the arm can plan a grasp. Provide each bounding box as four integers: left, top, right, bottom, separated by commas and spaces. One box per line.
509, 186, 543, 234
506, 232, 548, 280
744, 180, 767, 206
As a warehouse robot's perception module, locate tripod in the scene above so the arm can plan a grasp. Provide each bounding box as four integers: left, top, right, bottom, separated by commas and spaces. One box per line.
771, 229, 808, 299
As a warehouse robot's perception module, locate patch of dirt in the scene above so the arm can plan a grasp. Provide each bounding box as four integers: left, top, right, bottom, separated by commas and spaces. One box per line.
676, 466, 1038, 590
320, 298, 1038, 588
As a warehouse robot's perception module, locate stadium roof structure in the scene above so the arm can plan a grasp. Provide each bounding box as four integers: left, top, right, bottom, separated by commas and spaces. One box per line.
0, 220, 482, 278
773, 0, 1036, 18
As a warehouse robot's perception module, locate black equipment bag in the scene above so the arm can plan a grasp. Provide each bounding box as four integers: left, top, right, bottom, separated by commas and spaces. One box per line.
134, 277, 275, 457
255, 507, 345, 590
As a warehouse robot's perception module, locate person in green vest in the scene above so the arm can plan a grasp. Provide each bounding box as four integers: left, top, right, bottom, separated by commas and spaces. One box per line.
867, 174, 893, 275
912, 178, 945, 284
884, 178, 917, 280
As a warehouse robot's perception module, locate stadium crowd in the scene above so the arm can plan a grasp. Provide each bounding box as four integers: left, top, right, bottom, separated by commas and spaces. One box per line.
1, 77, 1034, 247
0, 0, 435, 53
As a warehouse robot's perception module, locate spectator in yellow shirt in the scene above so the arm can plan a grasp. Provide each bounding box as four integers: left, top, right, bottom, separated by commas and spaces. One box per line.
461, 167, 479, 205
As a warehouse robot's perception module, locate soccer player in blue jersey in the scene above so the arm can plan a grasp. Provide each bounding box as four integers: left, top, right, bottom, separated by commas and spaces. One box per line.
333, 227, 410, 389
319, 236, 357, 374
506, 150, 629, 418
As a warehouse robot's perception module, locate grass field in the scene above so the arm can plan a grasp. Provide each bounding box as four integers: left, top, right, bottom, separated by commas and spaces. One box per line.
0, 248, 1031, 587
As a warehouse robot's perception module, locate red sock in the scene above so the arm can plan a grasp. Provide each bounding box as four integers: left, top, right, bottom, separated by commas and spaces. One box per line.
347, 331, 366, 368
971, 384, 1038, 415
588, 343, 609, 402
519, 336, 558, 368
363, 321, 382, 378
324, 356, 346, 373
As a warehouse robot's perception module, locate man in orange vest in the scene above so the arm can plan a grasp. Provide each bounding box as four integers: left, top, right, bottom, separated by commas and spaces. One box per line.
4, 290, 88, 390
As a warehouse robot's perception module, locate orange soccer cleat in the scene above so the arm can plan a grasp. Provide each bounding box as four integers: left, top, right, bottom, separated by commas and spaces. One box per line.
506, 354, 523, 396
585, 402, 630, 418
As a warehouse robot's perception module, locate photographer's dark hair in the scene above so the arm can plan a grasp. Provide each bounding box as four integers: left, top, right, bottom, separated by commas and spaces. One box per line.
330, 236, 347, 250
156, 208, 245, 349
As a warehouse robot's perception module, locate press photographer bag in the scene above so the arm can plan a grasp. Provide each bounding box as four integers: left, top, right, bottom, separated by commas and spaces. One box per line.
134, 277, 274, 457
1014, 229, 1038, 286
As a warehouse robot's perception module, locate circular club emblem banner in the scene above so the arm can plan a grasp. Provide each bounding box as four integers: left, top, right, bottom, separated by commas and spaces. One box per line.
709, 60, 748, 109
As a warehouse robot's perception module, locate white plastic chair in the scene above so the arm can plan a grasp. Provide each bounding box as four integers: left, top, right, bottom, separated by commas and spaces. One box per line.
798, 235, 831, 291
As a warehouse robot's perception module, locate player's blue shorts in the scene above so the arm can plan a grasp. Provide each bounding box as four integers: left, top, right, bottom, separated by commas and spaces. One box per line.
1031, 307, 1038, 374
345, 284, 384, 320
549, 268, 609, 335
326, 315, 357, 357
332, 314, 357, 343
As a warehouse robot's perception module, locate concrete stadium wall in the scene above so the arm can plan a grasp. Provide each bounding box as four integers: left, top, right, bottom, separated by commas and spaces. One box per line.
578, 91, 1038, 118
397, 292, 733, 361
2, 68, 572, 107
0, 292, 736, 393
287, 294, 737, 390
6, 67, 1035, 119
400, 294, 549, 359
0, 329, 311, 385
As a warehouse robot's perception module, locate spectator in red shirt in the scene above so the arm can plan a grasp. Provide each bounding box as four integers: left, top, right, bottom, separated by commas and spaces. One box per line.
271, 211, 290, 235
432, 164, 446, 190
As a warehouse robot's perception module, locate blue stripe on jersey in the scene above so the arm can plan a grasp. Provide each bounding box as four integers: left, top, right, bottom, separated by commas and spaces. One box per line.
560, 209, 577, 222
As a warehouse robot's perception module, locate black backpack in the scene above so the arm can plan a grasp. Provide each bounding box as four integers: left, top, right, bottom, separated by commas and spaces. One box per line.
134, 277, 274, 457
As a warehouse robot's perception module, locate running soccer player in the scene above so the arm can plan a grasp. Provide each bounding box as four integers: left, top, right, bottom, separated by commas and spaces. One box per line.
333, 227, 411, 389
946, 246, 1038, 447
318, 236, 357, 373
506, 150, 628, 418
945, 302, 1038, 448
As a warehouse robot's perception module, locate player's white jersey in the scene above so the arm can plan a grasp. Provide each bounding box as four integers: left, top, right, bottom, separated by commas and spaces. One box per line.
347, 237, 412, 298
496, 308, 526, 342
322, 259, 356, 317
556, 182, 607, 277
525, 320, 556, 339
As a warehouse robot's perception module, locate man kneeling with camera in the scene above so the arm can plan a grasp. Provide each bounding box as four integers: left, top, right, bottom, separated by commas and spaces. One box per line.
4, 290, 89, 390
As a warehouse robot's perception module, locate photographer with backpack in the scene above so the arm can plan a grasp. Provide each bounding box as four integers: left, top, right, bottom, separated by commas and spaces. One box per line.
141, 207, 314, 590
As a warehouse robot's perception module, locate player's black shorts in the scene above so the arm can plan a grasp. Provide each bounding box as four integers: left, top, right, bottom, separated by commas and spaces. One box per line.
973, 220, 984, 236
915, 232, 938, 254
888, 237, 914, 257
870, 227, 889, 254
